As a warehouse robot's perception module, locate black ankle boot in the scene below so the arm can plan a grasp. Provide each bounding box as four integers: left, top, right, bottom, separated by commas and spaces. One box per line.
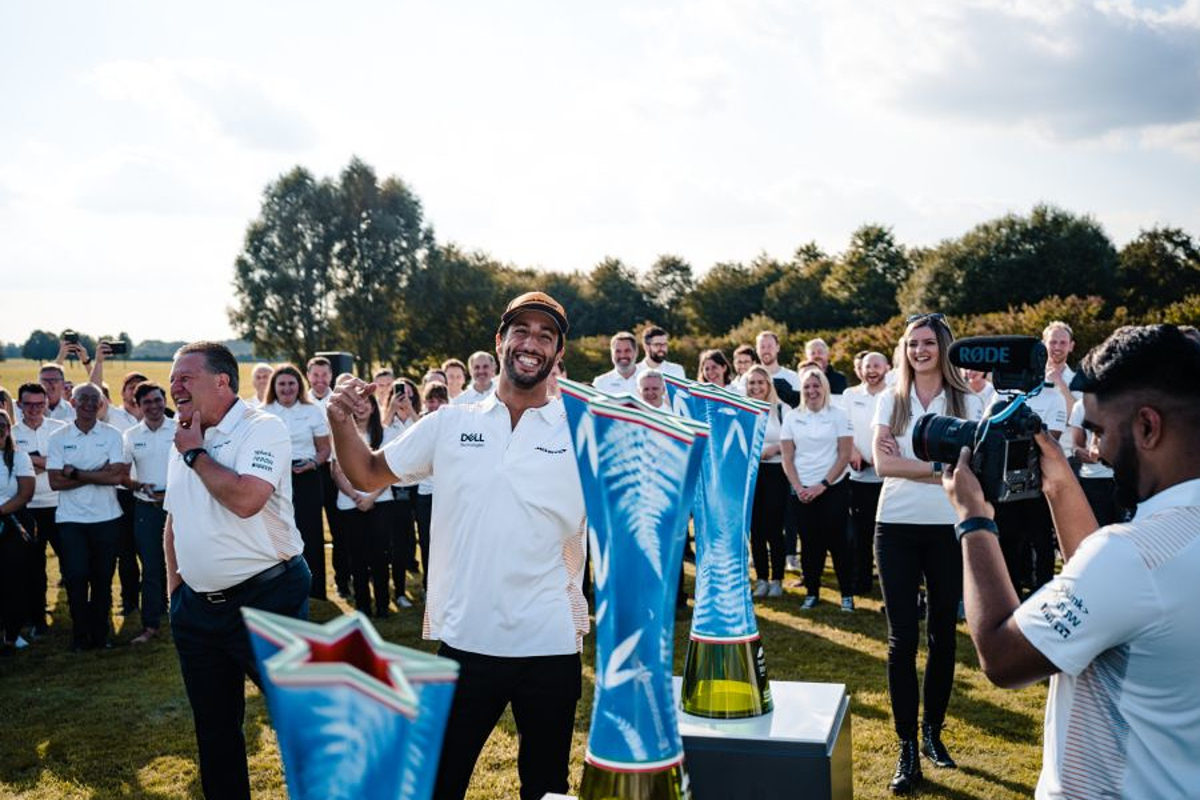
890, 739, 923, 794
921, 721, 957, 769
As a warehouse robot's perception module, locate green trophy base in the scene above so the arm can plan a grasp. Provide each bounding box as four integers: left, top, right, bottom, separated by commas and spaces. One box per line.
680, 635, 772, 719
578, 761, 691, 800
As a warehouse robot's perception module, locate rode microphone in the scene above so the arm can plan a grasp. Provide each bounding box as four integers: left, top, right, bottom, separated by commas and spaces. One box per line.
948, 336, 1047, 393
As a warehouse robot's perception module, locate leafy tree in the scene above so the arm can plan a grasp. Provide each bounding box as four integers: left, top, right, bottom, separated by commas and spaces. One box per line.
22, 330, 62, 361
641, 254, 695, 334
1117, 227, 1200, 315
229, 167, 339, 365
763, 249, 846, 331
899, 205, 1118, 316
822, 224, 912, 325
688, 254, 786, 335
582, 257, 650, 333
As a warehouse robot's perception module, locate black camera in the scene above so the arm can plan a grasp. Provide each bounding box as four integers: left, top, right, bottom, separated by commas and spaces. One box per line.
102, 340, 128, 356
912, 336, 1047, 504
61, 329, 79, 345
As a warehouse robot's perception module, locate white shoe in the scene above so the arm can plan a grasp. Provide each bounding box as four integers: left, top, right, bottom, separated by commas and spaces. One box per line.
841, 596, 855, 613
752, 580, 769, 598
396, 596, 414, 609
767, 580, 783, 598
13, 636, 30, 650
785, 556, 801, 573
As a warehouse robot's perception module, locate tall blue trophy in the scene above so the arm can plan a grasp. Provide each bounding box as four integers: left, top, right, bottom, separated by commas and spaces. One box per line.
242, 609, 459, 800
560, 379, 708, 800
664, 376, 773, 719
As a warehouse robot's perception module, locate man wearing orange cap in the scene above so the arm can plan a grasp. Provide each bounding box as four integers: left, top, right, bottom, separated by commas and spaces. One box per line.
327, 291, 587, 800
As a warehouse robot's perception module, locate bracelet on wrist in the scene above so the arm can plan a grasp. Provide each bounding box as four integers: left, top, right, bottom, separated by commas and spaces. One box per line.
955, 516, 999, 543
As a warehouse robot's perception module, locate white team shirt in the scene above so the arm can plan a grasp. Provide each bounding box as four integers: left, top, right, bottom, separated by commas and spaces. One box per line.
13, 418, 66, 509
0, 451, 34, 506
334, 429, 395, 511
381, 394, 587, 657
592, 368, 639, 396
381, 415, 417, 488
308, 389, 332, 410
123, 417, 178, 491
46, 421, 126, 524
759, 403, 784, 465
262, 401, 329, 462
972, 380, 996, 411
164, 399, 303, 592
873, 387, 984, 525
780, 404, 853, 486
844, 384, 885, 483
1014, 479, 1200, 800
46, 399, 76, 423
636, 359, 686, 380
104, 405, 140, 433
729, 374, 748, 395
1067, 400, 1113, 480
452, 383, 495, 405
995, 383, 1067, 435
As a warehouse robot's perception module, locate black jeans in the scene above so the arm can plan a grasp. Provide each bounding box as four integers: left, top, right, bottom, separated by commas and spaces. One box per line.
133, 501, 168, 629
414, 492, 433, 590
317, 463, 349, 593
291, 470, 326, 599
875, 522, 962, 741
849, 480, 882, 595
0, 511, 34, 641
58, 519, 121, 647
750, 462, 788, 582
433, 644, 581, 800
794, 479, 853, 598
389, 489, 417, 597
27, 506, 59, 629
340, 504, 393, 614
171, 555, 311, 800
116, 489, 140, 612
995, 495, 1055, 595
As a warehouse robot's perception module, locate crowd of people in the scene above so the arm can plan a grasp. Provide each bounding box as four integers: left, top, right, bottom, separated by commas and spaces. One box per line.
1, 303, 1196, 800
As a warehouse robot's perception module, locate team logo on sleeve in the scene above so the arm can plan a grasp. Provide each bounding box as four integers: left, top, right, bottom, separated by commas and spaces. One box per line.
251, 449, 276, 472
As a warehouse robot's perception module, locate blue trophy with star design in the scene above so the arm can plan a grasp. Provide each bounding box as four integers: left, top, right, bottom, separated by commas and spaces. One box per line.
242, 609, 459, 800
664, 375, 773, 719
560, 380, 708, 800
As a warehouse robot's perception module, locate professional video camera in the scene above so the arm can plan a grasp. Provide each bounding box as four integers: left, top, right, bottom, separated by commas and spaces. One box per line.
912, 336, 1047, 503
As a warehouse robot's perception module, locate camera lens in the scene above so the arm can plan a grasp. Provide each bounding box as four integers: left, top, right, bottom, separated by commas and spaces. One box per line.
912, 413, 978, 464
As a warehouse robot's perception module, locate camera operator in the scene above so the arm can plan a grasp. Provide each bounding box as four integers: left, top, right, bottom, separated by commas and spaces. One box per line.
872, 313, 984, 793
941, 324, 1200, 800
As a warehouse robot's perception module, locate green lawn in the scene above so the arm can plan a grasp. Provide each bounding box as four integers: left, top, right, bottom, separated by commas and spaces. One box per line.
0, 549, 1047, 800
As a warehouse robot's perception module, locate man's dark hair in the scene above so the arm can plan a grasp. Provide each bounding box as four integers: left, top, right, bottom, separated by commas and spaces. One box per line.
18, 382, 45, 402
134, 382, 165, 403
422, 381, 449, 405
306, 356, 332, 372
642, 325, 668, 345
176, 341, 240, 393
733, 344, 759, 363
1076, 325, 1200, 404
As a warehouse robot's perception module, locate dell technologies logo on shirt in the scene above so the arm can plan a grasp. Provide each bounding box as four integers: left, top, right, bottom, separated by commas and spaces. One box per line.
460, 432, 486, 447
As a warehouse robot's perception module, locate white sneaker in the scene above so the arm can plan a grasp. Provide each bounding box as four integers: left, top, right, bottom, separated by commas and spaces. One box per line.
396, 596, 414, 609
841, 596, 855, 613
785, 556, 801, 573
767, 580, 783, 598
800, 595, 819, 610
13, 636, 30, 650
752, 580, 769, 598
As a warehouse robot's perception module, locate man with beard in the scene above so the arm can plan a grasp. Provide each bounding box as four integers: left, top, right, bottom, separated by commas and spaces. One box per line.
757, 330, 800, 407
845, 351, 889, 595
940, 324, 1200, 800
636, 325, 686, 379
593, 331, 639, 395
326, 291, 586, 800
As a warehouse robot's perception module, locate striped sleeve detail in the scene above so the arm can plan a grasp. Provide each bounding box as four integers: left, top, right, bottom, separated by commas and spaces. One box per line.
263, 504, 302, 560
563, 516, 590, 652
1060, 644, 1131, 799
1117, 507, 1200, 570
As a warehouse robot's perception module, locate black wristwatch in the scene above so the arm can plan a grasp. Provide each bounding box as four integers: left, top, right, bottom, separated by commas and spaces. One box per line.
183, 448, 206, 469
820, 478, 831, 488
954, 516, 999, 543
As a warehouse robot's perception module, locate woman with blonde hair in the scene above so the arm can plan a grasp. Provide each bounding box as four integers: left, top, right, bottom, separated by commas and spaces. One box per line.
780, 364, 854, 611
872, 313, 983, 793
745, 365, 789, 598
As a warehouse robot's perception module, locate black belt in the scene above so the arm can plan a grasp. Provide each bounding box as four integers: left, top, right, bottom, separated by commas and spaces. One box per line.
196, 554, 305, 604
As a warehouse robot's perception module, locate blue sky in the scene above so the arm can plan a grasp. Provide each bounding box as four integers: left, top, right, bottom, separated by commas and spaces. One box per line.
3, 0, 1199, 344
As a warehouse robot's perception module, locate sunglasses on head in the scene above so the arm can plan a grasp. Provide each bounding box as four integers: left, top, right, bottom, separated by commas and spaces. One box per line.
906, 312, 952, 335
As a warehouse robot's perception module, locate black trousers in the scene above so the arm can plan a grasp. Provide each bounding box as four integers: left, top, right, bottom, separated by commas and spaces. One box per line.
318, 463, 350, 593
433, 644, 581, 800
875, 522, 962, 741
340, 504, 394, 615
1, 511, 34, 641
414, 492, 433, 590
171, 555, 311, 800
27, 506, 59, 629
389, 489, 417, 597
59, 519, 121, 647
995, 495, 1055, 595
750, 462, 788, 582
849, 480, 883, 595
291, 470, 326, 599
794, 479, 853, 598
116, 489, 140, 611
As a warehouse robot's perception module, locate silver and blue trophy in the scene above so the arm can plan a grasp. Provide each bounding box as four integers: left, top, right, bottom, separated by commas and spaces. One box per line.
663, 375, 773, 719
560, 378, 709, 800
242, 609, 459, 800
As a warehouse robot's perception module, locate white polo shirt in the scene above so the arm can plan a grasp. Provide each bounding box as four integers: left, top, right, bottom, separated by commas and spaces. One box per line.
973, 380, 996, 411
381, 415, 416, 488
1067, 401, 1113, 480
334, 429, 397, 511
0, 451, 34, 506
47, 399, 76, 423
636, 359, 686, 380
995, 383, 1067, 435
14, 418, 66, 509
844, 384, 885, 483
381, 393, 587, 657
104, 405, 140, 433
592, 368, 639, 396
780, 404, 853, 487
123, 417, 178, 491
262, 401, 329, 462
164, 399, 303, 593
1014, 479, 1200, 800
308, 389, 332, 410
873, 387, 984, 525
46, 421, 126, 524
452, 383, 495, 405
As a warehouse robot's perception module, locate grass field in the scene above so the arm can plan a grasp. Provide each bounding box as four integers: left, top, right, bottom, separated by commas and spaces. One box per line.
0, 359, 1048, 799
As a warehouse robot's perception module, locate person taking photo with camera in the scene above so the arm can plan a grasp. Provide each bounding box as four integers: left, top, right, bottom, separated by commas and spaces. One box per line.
941, 324, 1200, 800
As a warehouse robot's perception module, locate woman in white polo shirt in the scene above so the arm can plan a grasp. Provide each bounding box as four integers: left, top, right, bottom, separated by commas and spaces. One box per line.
872, 313, 983, 793
332, 394, 395, 617
746, 366, 789, 599
780, 364, 854, 611
263, 364, 331, 601
381, 378, 421, 606
0, 410, 35, 650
